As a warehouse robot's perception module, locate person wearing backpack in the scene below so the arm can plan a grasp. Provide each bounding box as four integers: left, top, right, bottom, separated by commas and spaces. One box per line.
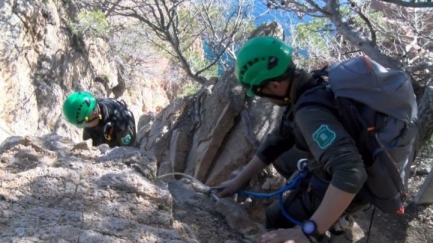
63, 91, 137, 148
215, 36, 418, 243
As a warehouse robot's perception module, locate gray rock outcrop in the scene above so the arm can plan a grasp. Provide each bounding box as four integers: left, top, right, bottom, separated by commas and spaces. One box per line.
0, 134, 253, 242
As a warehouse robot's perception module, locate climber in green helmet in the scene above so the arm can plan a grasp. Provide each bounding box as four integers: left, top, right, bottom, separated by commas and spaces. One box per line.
63, 91, 137, 148
215, 36, 371, 243
235, 36, 296, 103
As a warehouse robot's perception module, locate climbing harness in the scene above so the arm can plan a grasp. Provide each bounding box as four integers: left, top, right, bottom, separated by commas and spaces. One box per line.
104, 122, 115, 141
366, 207, 376, 243
158, 159, 309, 226
236, 159, 310, 226
157, 161, 379, 242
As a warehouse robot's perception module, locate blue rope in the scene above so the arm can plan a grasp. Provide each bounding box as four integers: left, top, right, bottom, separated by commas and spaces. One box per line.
236, 168, 309, 226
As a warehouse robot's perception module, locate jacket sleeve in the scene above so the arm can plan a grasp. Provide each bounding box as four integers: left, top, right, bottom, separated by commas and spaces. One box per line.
83, 128, 99, 147
114, 109, 137, 147
83, 128, 91, 141
295, 106, 367, 194
256, 109, 296, 165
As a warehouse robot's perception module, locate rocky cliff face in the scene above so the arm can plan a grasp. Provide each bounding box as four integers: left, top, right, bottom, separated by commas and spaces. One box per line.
0, 0, 170, 144
1, 0, 106, 142
139, 21, 288, 202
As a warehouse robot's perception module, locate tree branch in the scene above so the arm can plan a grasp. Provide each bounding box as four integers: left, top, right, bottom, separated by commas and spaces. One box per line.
348, 0, 377, 46
326, 0, 402, 69
405, 62, 433, 72
379, 0, 433, 8
417, 86, 433, 148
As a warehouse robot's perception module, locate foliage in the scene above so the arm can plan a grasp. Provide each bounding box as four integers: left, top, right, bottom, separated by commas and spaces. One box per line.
289, 17, 338, 70
190, 0, 256, 70
179, 81, 202, 98
288, 5, 388, 70
185, 50, 218, 78
69, 10, 110, 38
96, 0, 255, 84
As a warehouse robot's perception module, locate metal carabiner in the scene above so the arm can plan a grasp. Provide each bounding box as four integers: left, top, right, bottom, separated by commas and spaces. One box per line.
207, 186, 223, 201
297, 158, 309, 171
103, 122, 114, 141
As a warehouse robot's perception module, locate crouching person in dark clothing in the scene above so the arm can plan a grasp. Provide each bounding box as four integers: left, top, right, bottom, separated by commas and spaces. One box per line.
63, 91, 137, 148
216, 37, 368, 243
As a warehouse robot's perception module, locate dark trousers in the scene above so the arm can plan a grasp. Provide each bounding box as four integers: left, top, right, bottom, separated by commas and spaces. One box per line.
266, 147, 369, 231
266, 179, 321, 229
273, 147, 308, 179
267, 147, 313, 228
265, 178, 368, 230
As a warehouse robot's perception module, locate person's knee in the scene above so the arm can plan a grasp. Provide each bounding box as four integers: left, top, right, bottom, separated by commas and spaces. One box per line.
265, 200, 295, 229
266, 190, 317, 230
265, 206, 280, 229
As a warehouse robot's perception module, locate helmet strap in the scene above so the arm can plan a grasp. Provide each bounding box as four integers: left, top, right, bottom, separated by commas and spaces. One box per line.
86, 104, 102, 122
282, 66, 297, 103
256, 65, 297, 104
255, 92, 290, 102
96, 104, 103, 120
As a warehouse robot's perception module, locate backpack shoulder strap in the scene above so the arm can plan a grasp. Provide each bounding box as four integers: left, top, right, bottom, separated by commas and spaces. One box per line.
293, 66, 334, 113
294, 83, 337, 117
292, 83, 338, 152
311, 65, 330, 80
115, 99, 128, 109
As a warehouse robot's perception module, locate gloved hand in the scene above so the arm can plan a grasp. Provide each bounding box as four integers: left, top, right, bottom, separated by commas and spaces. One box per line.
215, 177, 245, 198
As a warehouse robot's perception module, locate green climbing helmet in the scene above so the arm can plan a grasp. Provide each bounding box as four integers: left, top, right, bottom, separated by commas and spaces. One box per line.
235, 36, 293, 97
62, 91, 97, 127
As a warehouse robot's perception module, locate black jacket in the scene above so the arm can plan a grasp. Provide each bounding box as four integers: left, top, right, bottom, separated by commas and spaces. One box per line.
256, 75, 366, 195
83, 98, 137, 148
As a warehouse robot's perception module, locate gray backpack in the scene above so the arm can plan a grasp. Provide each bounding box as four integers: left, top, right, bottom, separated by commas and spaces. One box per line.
295, 56, 419, 214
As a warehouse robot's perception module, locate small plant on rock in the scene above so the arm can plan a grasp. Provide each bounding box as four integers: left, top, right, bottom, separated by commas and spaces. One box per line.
68, 10, 110, 38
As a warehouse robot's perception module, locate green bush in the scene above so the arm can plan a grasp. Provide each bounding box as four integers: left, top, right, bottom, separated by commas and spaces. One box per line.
69, 10, 110, 38
179, 81, 201, 98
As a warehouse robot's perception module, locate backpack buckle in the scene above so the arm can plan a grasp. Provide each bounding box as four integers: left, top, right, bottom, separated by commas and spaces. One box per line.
104, 122, 114, 141
397, 206, 405, 214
